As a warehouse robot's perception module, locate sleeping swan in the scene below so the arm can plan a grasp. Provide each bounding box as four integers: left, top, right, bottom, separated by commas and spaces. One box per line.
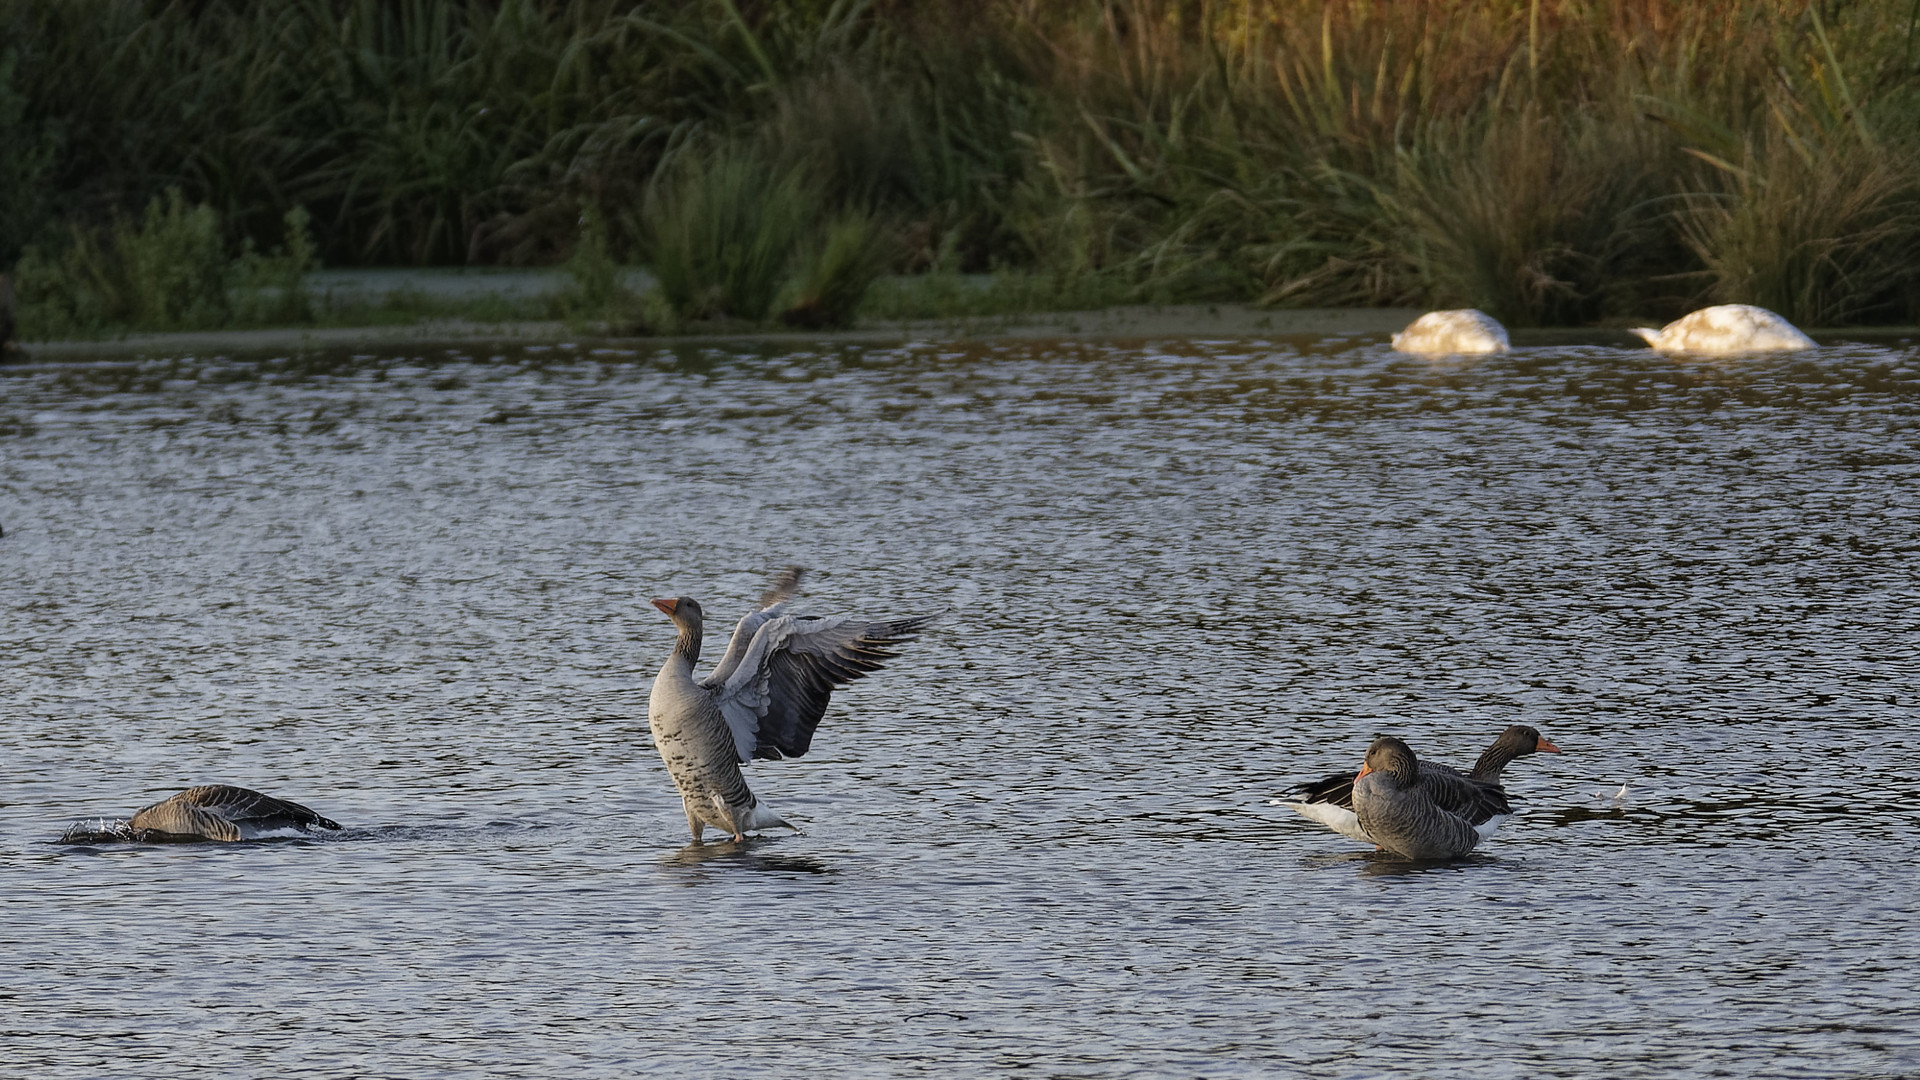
1630, 304, 1815, 355
1390, 309, 1511, 356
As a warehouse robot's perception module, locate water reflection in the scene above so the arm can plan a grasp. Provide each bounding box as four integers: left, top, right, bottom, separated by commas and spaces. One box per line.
1300, 848, 1511, 877
660, 838, 836, 876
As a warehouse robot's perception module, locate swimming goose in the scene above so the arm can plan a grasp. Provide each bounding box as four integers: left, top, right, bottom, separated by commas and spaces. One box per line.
1391, 309, 1511, 355
127, 785, 342, 842
1630, 304, 1815, 355
1281, 724, 1558, 844
647, 568, 939, 843
1352, 736, 1504, 858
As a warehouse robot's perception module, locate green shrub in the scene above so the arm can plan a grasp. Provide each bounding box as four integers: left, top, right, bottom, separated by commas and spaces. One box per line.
15, 192, 317, 338
780, 211, 891, 329
232, 206, 322, 325
640, 142, 814, 323
1390, 107, 1675, 326
554, 205, 615, 313
1679, 134, 1920, 326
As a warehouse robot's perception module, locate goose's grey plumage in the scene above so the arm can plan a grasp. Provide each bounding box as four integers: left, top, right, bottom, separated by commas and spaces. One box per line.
1282, 725, 1558, 845
1351, 737, 1499, 859
127, 785, 342, 842
647, 569, 938, 843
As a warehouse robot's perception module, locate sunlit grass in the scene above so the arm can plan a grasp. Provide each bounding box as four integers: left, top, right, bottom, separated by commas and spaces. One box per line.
8, 0, 1920, 333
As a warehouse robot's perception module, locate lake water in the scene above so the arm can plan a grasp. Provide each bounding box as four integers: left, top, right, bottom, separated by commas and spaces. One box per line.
2, 336, 1917, 1078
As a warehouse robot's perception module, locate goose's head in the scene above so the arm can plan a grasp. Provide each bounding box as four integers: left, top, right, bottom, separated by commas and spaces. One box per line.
651, 596, 705, 637
1496, 724, 1561, 757
1356, 736, 1421, 788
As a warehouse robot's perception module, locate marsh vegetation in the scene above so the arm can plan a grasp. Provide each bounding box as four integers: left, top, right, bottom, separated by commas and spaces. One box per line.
4, 0, 1920, 337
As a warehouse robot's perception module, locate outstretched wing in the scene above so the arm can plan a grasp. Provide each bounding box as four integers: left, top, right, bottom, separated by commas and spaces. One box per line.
710, 611, 940, 762
173, 785, 341, 830
1284, 771, 1359, 809
700, 567, 809, 690
757, 565, 807, 609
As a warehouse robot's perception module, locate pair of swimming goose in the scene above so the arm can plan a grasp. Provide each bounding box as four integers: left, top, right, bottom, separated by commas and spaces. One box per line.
96, 568, 938, 845
1281, 725, 1561, 858
1392, 304, 1817, 357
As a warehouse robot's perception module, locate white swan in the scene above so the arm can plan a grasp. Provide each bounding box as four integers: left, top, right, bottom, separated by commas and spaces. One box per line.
1390, 309, 1510, 356
1630, 304, 1815, 355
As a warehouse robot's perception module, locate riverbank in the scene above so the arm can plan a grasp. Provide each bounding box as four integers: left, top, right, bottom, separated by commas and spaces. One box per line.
16, 307, 1920, 361
11, 266, 1920, 361
15, 303, 1434, 359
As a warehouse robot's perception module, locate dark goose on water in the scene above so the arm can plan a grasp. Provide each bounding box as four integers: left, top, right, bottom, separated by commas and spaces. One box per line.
647, 568, 939, 844
1282, 724, 1558, 844
1351, 737, 1509, 859
127, 785, 343, 842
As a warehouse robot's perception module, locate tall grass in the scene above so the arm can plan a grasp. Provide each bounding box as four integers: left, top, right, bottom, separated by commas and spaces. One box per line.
782, 211, 892, 329
1390, 107, 1677, 326
8, 0, 1920, 332
641, 142, 813, 323
1681, 139, 1920, 325
15, 191, 317, 337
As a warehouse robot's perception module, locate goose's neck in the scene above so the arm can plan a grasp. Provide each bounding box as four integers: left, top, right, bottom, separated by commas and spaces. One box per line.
1471, 741, 1526, 780
662, 623, 702, 679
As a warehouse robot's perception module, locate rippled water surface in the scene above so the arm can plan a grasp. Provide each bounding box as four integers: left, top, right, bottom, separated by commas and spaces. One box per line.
3, 337, 1918, 1077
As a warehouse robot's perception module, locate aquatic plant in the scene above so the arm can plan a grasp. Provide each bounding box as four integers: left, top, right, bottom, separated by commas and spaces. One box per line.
640, 141, 814, 323
554, 204, 638, 325
14, 192, 318, 337
6, 0, 1920, 329
781, 211, 892, 329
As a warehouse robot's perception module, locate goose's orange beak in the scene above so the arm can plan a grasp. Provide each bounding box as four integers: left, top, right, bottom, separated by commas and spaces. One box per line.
1355, 763, 1372, 780
651, 597, 678, 615
1536, 736, 1562, 753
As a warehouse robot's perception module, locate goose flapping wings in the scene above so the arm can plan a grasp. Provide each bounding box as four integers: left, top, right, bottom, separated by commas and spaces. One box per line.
702, 607, 940, 762
646, 567, 941, 843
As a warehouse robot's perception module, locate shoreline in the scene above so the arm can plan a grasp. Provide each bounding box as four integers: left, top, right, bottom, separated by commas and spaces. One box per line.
10, 303, 1919, 362
13, 305, 1419, 359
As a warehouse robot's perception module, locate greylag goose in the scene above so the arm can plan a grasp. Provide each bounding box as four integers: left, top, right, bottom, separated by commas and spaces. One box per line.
1281, 724, 1558, 844
1352, 736, 1503, 858
647, 568, 939, 843
127, 785, 342, 842
1630, 304, 1814, 355
1391, 309, 1510, 355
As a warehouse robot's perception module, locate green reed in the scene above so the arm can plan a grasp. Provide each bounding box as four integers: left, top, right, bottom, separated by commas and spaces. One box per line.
6, 0, 1920, 334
